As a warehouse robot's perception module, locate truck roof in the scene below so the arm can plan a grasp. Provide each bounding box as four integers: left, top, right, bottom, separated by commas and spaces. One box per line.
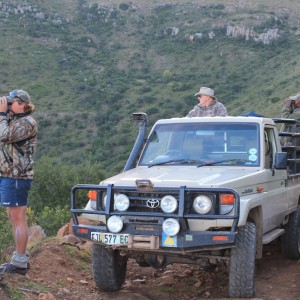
154, 116, 276, 126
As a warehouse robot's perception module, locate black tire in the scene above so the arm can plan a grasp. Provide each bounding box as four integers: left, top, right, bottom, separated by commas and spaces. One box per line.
228, 222, 256, 298
92, 243, 128, 292
281, 205, 300, 259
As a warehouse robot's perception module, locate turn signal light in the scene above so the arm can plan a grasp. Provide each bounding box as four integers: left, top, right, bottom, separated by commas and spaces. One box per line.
220, 194, 235, 205
88, 190, 97, 200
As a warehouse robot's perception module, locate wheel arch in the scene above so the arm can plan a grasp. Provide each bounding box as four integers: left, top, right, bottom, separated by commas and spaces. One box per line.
247, 206, 263, 259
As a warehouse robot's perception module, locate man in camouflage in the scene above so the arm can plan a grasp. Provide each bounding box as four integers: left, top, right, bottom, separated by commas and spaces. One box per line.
186, 86, 227, 117
281, 93, 300, 146
0, 90, 37, 275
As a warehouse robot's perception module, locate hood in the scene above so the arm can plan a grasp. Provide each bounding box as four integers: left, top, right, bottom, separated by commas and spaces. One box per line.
102, 166, 262, 189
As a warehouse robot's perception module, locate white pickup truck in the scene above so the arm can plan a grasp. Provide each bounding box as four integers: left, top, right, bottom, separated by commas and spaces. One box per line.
71, 113, 300, 298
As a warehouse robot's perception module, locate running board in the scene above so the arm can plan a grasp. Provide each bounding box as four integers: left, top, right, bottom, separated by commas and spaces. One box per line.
262, 228, 285, 244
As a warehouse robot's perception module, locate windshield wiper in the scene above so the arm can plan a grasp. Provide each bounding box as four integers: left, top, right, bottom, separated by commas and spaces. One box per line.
148, 159, 201, 168
197, 159, 249, 167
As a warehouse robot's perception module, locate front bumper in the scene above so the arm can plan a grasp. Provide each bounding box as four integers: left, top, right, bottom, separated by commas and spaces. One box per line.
71, 184, 240, 251
73, 224, 236, 251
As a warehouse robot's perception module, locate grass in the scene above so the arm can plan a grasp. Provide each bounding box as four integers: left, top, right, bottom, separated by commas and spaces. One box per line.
63, 245, 92, 272
1, 283, 23, 300
21, 281, 52, 294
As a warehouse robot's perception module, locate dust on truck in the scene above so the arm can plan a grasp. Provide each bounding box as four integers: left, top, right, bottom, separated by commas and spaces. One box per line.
71, 113, 300, 298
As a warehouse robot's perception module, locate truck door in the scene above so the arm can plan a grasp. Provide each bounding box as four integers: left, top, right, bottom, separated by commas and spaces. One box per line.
262, 126, 288, 232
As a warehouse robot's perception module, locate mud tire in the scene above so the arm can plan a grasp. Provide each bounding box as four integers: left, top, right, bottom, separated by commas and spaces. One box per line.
228, 222, 256, 298
281, 205, 300, 259
92, 243, 128, 292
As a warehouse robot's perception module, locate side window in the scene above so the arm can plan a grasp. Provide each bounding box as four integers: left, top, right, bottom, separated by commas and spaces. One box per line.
141, 130, 170, 163
264, 128, 276, 169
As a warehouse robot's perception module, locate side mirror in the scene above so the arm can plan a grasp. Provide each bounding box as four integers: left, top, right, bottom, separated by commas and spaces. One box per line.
274, 152, 287, 169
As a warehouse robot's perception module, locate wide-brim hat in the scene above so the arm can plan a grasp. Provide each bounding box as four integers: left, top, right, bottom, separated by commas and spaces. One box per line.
194, 86, 216, 99
290, 93, 300, 101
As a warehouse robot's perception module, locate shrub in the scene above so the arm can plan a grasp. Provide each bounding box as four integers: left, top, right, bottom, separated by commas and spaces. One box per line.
119, 3, 129, 11
29, 156, 106, 214
0, 206, 44, 256
0, 209, 14, 260
146, 107, 159, 115
36, 206, 70, 236
26, 207, 37, 227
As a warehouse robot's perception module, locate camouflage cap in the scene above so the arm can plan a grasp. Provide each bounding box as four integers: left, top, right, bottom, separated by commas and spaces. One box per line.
9, 90, 31, 103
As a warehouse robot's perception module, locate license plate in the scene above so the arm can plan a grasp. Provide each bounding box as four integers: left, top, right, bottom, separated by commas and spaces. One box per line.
91, 232, 129, 245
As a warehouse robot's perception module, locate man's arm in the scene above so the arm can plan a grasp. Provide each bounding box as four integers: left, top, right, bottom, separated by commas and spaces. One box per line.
186, 105, 198, 117
281, 99, 293, 119
216, 102, 228, 117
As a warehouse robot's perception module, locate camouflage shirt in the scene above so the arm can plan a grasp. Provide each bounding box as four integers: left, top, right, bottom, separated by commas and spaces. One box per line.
280, 106, 300, 146
186, 100, 228, 117
281, 106, 300, 125
0, 112, 37, 179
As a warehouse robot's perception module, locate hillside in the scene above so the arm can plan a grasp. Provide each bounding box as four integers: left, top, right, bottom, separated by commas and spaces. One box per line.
0, 0, 300, 174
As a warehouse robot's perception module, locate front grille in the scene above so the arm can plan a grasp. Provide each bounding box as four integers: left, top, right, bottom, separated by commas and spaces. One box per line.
102, 187, 220, 216
128, 218, 159, 224
117, 190, 180, 213
71, 184, 240, 222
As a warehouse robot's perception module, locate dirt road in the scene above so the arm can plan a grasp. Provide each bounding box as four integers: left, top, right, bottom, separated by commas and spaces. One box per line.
0, 239, 300, 299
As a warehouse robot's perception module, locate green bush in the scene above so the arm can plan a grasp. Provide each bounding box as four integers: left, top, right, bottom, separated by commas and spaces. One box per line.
0, 209, 14, 260
146, 107, 159, 115
36, 206, 70, 237
119, 3, 129, 11
29, 156, 106, 214
28, 155, 107, 237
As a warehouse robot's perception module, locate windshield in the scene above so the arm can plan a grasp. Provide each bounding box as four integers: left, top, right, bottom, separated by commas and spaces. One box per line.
139, 122, 260, 167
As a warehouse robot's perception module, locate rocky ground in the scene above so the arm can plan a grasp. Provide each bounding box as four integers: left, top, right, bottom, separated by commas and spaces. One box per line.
0, 238, 300, 300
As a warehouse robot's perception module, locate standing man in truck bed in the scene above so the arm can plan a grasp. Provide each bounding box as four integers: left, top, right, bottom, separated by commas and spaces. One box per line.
282, 93, 300, 121
281, 93, 300, 146
186, 86, 227, 117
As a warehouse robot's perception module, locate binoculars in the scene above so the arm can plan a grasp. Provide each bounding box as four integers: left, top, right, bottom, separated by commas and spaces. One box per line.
4, 96, 14, 105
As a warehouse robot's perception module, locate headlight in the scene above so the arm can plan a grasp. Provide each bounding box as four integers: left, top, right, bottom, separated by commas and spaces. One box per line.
102, 193, 117, 210
161, 195, 178, 213
107, 216, 123, 233
162, 218, 180, 236
193, 195, 212, 214
115, 194, 130, 212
